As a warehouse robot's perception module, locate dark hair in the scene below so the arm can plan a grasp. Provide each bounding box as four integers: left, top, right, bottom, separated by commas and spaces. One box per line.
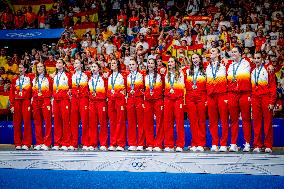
234, 46, 243, 54
146, 58, 158, 84
55, 58, 67, 74
19, 63, 30, 74
35, 61, 47, 83
189, 53, 205, 76
167, 56, 181, 82
110, 59, 121, 73
210, 48, 221, 71
254, 51, 262, 56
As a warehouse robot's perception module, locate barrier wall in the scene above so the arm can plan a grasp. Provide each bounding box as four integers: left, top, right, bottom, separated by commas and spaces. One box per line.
1, 119, 283, 147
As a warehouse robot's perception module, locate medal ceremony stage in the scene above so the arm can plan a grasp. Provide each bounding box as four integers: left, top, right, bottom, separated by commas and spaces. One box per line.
0, 120, 284, 188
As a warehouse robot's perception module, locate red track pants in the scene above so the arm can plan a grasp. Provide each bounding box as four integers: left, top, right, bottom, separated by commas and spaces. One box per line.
143, 99, 164, 148
32, 98, 52, 146
53, 99, 71, 146
89, 100, 108, 147
71, 97, 89, 147
251, 95, 273, 148
108, 98, 126, 147
186, 94, 207, 147
207, 94, 229, 146
127, 96, 144, 146
13, 99, 32, 147
228, 92, 251, 144
164, 98, 185, 148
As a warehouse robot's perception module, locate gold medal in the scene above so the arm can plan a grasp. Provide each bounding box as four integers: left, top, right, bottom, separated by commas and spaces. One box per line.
232, 78, 237, 82
56, 89, 59, 93
77, 89, 80, 93
170, 88, 174, 94
38, 92, 42, 96
150, 91, 154, 96
111, 89, 115, 94
192, 85, 197, 90
93, 92, 96, 97
130, 89, 135, 94
19, 92, 22, 96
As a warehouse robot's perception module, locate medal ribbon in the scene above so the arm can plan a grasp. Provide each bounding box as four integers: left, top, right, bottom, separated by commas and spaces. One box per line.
111, 72, 119, 90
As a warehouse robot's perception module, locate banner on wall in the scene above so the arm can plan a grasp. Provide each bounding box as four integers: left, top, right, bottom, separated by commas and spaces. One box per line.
0, 28, 64, 40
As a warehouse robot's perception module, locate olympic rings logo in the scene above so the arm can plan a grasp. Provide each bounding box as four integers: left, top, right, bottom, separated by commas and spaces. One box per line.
131, 161, 147, 170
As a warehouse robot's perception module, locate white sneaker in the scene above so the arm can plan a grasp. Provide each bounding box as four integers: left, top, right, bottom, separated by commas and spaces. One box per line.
229, 144, 238, 152
164, 147, 174, 152
153, 147, 162, 152
145, 147, 153, 151
189, 146, 197, 152
33, 145, 42, 151
108, 146, 116, 151
210, 145, 219, 152
253, 147, 261, 153
137, 146, 144, 151
41, 145, 49, 151
88, 146, 98, 151
128, 146, 137, 151
176, 147, 183, 152
68, 146, 76, 151
60, 146, 68, 151
243, 143, 251, 152
15, 146, 22, 150
265, 148, 272, 153
116, 146, 124, 151
21, 145, 29, 150
82, 146, 89, 151
196, 146, 205, 152
219, 146, 228, 152
52, 146, 60, 151
100, 146, 107, 151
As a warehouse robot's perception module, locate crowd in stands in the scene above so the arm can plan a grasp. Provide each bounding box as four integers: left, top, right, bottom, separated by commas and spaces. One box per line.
0, 0, 283, 117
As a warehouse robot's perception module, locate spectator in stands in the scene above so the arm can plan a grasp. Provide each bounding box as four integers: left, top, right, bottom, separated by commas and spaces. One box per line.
0, 6, 13, 29
4, 57, 19, 82
25, 6, 37, 28
0, 48, 7, 69
14, 10, 26, 29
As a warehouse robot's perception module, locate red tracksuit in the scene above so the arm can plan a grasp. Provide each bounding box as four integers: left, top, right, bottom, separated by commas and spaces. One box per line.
205, 61, 229, 146
32, 74, 53, 146
107, 71, 126, 147
9, 74, 32, 147
53, 71, 72, 147
251, 65, 277, 149
71, 71, 89, 147
144, 72, 164, 148
126, 71, 145, 147
164, 71, 185, 148
227, 58, 252, 145
185, 67, 207, 147
88, 73, 108, 147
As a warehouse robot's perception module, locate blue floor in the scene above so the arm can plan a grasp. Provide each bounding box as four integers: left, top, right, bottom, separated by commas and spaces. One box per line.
0, 169, 283, 189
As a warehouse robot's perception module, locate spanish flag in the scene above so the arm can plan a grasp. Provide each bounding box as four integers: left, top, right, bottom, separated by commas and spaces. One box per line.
12, 0, 55, 13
